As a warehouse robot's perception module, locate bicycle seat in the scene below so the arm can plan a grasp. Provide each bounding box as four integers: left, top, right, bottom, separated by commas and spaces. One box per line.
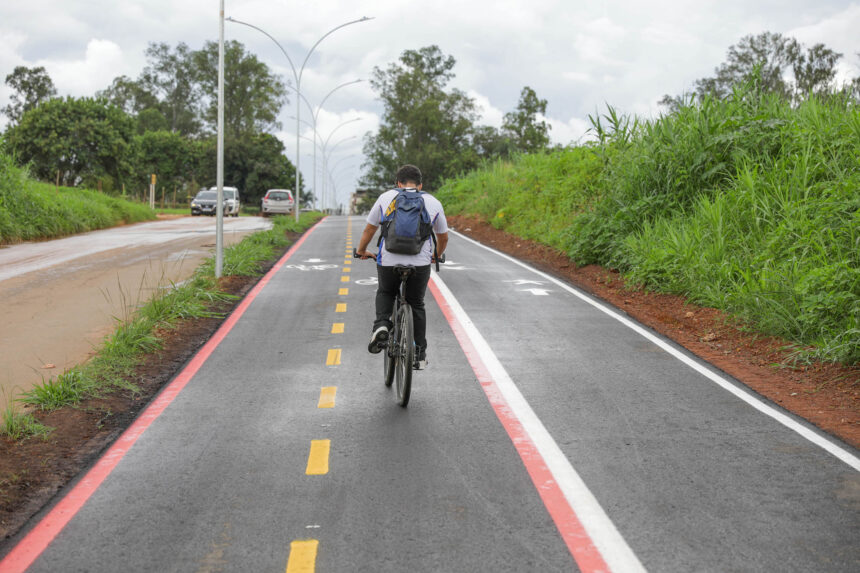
392, 265, 416, 279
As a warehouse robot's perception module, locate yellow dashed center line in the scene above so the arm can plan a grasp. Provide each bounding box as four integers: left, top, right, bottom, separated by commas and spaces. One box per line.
335, 303, 347, 313
341, 276, 350, 283
286, 539, 319, 572
318, 387, 337, 408
326, 348, 341, 365
339, 288, 348, 295
331, 323, 344, 334
306, 440, 331, 475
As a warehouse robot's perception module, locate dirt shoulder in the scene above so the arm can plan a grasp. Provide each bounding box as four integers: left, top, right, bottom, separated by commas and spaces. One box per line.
449, 215, 859, 448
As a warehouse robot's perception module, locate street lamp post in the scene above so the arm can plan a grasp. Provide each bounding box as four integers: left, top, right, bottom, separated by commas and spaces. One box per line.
226, 16, 373, 221
215, 0, 226, 277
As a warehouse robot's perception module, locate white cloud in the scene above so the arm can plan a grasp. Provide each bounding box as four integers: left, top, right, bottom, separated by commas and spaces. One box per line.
40, 39, 125, 98
469, 90, 505, 128
547, 115, 592, 146
2, 0, 859, 189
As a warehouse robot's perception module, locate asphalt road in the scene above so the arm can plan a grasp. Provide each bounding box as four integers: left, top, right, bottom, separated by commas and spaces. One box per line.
3, 215, 858, 572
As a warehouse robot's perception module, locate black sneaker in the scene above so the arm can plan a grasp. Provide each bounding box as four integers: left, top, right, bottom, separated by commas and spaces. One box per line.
413, 347, 427, 370
368, 326, 389, 354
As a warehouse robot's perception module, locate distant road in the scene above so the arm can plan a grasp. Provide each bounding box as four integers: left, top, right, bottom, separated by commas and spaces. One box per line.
0, 216, 270, 282
0, 216, 270, 401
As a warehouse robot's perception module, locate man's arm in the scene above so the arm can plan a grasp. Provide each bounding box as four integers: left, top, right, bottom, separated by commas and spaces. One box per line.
434, 232, 448, 260
356, 223, 379, 258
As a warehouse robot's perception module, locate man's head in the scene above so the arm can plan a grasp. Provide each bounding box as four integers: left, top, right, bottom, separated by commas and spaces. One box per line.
395, 164, 422, 189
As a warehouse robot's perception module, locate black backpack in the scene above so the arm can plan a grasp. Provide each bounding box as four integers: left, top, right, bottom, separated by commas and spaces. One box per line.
379, 190, 433, 255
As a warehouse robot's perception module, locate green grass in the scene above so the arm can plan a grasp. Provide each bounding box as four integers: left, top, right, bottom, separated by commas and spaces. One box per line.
19, 370, 89, 411
2, 210, 323, 437
438, 84, 859, 364
0, 140, 156, 244
1, 402, 51, 440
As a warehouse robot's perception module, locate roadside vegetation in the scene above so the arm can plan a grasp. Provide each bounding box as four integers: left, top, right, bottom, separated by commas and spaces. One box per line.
2, 41, 310, 210
0, 142, 155, 244
438, 83, 859, 365
1, 212, 322, 439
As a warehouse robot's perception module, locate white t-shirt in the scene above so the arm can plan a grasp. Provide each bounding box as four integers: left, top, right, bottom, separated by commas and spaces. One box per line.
366, 188, 448, 267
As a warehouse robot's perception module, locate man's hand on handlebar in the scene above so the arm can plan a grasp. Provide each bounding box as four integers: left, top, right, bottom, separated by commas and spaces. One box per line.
353, 248, 375, 260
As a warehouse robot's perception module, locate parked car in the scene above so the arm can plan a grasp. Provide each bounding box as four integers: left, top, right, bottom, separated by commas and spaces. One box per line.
261, 189, 295, 217
190, 187, 241, 217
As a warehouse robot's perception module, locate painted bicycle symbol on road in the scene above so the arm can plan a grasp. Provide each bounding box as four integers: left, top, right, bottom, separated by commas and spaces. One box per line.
285, 264, 339, 271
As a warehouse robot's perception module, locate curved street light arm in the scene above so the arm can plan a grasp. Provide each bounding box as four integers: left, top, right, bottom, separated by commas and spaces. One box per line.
226, 17, 298, 84
300, 17, 374, 80
323, 135, 358, 162
323, 117, 362, 150
314, 79, 363, 123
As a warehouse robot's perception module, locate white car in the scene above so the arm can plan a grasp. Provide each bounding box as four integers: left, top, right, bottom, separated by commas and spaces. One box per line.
205, 186, 241, 217
261, 189, 295, 217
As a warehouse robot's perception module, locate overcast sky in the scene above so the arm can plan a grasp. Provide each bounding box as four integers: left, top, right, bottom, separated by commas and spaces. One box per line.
1, 1, 858, 205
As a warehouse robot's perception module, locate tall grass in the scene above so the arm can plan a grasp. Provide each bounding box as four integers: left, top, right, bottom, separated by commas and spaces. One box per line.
438, 149, 602, 250
438, 84, 859, 364
0, 139, 155, 244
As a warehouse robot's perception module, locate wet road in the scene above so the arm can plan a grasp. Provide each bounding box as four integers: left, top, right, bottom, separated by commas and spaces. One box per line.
1, 216, 858, 572
0, 216, 270, 402
0, 216, 270, 283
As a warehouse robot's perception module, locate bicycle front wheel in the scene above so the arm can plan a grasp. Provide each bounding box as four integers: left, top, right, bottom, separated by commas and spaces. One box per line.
394, 303, 414, 407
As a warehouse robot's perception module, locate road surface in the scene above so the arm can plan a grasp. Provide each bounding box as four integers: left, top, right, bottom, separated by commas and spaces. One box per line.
0, 216, 270, 402
2, 216, 857, 572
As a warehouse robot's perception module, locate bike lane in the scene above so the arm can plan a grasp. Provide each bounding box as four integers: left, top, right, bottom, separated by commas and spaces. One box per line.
2, 216, 577, 572
433, 230, 860, 572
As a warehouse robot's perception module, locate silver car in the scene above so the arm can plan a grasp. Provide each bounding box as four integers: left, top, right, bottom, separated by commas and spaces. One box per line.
191, 187, 241, 217
261, 189, 295, 217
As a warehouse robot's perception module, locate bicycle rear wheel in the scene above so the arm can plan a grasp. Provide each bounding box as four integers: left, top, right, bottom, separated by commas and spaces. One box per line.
383, 312, 396, 388
394, 303, 414, 407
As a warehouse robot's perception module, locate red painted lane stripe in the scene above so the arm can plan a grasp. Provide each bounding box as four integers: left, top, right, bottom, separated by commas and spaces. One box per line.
0, 217, 328, 573
428, 278, 611, 573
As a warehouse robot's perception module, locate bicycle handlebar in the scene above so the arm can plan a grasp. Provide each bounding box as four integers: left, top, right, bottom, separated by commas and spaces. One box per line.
352, 248, 446, 264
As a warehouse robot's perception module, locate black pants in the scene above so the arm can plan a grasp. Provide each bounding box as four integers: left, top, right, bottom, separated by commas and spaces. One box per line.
374, 264, 431, 350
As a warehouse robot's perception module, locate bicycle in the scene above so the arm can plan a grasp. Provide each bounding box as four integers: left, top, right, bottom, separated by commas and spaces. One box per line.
354, 249, 444, 407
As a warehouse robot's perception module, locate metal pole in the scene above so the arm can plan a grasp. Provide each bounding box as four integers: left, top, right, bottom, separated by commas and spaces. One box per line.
295, 87, 301, 221
215, 0, 225, 277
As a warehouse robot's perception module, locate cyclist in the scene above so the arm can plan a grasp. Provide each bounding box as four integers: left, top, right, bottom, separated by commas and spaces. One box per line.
355, 164, 448, 370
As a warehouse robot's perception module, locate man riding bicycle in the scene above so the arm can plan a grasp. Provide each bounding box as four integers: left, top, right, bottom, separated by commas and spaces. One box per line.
355, 165, 448, 370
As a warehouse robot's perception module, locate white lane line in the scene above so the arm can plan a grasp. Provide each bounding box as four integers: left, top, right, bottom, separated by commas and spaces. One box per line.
431, 273, 646, 573
452, 230, 860, 472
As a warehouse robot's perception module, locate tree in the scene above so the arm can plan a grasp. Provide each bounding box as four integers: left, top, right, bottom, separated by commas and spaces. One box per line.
691, 32, 842, 102
138, 42, 202, 135
190, 133, 306, 207
793, 43, 842, 97
131, 130, 193, 197
471, 125, 513, 160
695, 32, 797, 99
6, 97, 135, 190
502, 86, 551, 153
97, 75, 159, 116
192, 40, 288, 138
2, 66, 57, 125
362, 45, 479, 192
